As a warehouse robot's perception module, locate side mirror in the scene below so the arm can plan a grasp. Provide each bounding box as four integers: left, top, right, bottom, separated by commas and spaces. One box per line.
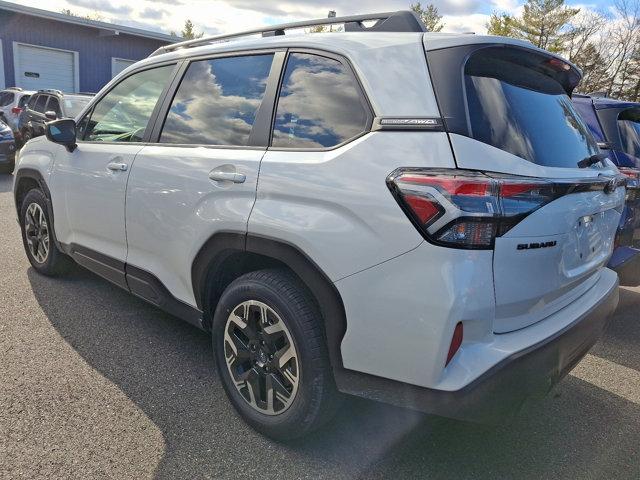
45, 119, 77, 152
44, 110, 58, 121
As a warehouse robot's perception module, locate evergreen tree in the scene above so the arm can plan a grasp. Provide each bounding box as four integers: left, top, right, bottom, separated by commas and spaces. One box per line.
486, 12, 516, 36
510, 0, 580, 52
411, 2, 444, 32
171, 19, 204, 40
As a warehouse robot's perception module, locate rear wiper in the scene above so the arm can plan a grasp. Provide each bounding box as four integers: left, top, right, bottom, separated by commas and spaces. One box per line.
577, 153, 608, 169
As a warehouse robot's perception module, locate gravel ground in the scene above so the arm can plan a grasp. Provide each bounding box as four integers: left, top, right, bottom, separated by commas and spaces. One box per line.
1, 172, 639, 479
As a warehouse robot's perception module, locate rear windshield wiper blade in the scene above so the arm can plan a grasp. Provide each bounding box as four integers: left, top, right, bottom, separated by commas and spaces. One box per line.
577, 153, 608, 169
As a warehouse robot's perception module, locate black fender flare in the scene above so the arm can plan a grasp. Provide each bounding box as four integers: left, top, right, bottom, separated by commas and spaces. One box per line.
191, 232, 347, 368
14, 168, 63, 251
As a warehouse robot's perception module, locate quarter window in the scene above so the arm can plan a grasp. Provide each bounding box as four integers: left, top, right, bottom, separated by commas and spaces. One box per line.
271, 53, 368, 148
82, 64, 174, 142
160, 54, 274, 145
34, 95, 48, 113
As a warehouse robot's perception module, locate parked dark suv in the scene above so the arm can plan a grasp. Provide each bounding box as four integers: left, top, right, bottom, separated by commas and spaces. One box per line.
18, 90, 93, 144
573, 94, 640, 285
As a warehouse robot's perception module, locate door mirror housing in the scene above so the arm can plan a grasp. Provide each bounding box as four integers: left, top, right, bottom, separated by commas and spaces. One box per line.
45, 119, 77, 152
44, 110, 57, 121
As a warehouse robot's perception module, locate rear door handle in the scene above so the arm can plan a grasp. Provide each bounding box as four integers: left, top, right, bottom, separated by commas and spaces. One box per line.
107, 161, 128, 172
208, 170, 246, 184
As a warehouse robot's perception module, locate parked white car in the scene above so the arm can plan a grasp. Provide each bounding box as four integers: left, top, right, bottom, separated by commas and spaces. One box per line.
13, 11, 625, 439
0, 87, 35, 131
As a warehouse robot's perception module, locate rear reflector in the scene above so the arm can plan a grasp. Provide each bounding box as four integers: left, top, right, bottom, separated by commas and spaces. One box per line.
446, 322, 463, 366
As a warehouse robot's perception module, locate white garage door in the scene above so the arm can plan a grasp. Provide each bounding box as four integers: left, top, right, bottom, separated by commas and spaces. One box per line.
112, 58, 136, 78
14, 43, 76, 92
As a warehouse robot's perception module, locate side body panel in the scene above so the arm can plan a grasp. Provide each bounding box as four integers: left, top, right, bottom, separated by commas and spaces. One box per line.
336, 242, 495, 387
249, 132, 456, 282
48, 141, 143, 262
125, 145, 265, 306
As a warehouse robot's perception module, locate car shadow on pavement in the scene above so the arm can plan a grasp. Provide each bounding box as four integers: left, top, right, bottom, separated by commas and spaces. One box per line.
28, 267, 640, 480
589, 287, 640, 372
0, 173, 13, 193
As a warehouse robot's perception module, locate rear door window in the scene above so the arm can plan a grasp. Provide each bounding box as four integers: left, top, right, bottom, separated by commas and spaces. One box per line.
27, 95, 38, 109
271, 53, 369, 148
464, 47, 598, 168
618, 109, 640, 158
46, 97, 62, 117
160, 54, 274, 145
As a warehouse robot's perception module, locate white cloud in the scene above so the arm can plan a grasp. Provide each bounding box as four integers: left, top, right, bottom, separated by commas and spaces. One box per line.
27, 0, 603, 38
442, 12, 491, 33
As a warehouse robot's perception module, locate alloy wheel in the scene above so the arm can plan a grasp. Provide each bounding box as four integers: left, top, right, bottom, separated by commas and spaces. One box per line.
24, 202, 49, 264
223, 300, 300, 415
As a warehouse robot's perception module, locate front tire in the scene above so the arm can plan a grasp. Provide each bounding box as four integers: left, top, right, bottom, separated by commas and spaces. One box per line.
19, 189, 71, 276
212, 269, 338, 440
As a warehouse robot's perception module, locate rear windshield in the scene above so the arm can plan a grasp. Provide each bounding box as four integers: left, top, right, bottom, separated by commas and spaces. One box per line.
618, 109, 640, 158
464, 48, 598, 168
64, 96, 92, 117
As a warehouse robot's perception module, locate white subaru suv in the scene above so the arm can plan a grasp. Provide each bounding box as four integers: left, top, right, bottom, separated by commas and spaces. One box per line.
13, 11, 625, 439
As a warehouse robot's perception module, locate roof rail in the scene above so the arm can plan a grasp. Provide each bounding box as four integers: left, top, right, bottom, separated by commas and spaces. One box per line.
5, 86, 23, 91
37, 89, 63, 95
150, 10, 426, 57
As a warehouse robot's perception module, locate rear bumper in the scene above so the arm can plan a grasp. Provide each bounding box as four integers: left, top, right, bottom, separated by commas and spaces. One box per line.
334, 271, 619, 423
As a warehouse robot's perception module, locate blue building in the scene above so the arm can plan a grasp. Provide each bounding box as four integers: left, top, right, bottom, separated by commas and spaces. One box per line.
0, 0, 174, 93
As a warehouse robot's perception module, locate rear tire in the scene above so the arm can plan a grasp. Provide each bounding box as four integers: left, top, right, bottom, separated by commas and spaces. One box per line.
212, 269, 339, 440
19, 189, 72, 276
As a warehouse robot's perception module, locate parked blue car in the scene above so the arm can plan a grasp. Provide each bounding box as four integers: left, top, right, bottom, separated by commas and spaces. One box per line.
0, 117, 16, 174
573, 94, 640, 286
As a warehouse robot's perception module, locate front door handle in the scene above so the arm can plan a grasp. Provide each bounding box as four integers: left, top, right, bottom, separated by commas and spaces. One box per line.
107, 161, 128, 172
208, 169, 246, 184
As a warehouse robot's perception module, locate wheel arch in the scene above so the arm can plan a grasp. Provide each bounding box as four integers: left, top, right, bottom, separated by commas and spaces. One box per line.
192, 232, 347, 368
14, 168, 50, 214
14, 168, 63, 250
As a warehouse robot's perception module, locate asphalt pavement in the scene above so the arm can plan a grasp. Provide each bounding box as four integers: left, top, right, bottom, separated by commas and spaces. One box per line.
1, 173, 639, 479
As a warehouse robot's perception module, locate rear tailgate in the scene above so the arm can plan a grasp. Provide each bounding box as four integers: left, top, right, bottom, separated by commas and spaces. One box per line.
426, 41, 626, 333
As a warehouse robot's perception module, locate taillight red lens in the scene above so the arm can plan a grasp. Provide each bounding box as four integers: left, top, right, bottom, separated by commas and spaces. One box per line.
11, 107, 21, 114
403, 194, 442, 224
446, 322, 463, 366
387, 169, 556, 249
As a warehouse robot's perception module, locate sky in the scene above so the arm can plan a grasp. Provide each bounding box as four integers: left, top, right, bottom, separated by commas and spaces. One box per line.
14, 0, 616, 37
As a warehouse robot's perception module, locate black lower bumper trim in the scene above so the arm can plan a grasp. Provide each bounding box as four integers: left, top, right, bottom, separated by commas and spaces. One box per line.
334, 279, 619, 423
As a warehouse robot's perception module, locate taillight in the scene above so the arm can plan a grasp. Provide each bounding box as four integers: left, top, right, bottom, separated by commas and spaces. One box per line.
619, 167, 640, 178
387, 169, 558, 249
619, 167, 640, 201
11, 107, 21, 115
